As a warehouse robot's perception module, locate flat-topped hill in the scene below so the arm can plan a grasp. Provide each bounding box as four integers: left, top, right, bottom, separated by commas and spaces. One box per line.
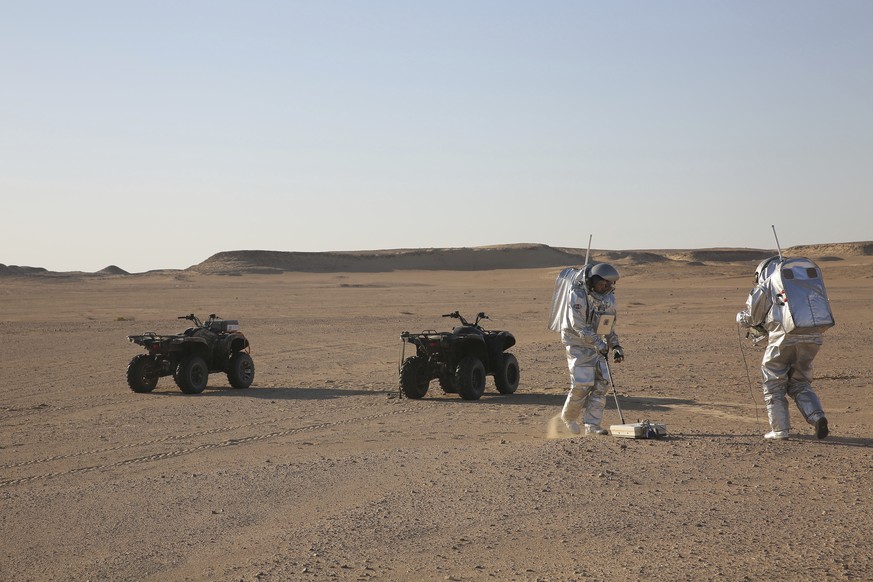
187, 241, 873, 275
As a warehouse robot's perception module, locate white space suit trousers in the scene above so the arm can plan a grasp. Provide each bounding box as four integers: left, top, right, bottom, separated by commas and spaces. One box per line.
562, 344, 610, 427
762, 341, 825, 432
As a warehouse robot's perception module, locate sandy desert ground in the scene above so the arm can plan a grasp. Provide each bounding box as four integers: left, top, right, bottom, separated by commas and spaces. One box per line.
1, 245, 872, 581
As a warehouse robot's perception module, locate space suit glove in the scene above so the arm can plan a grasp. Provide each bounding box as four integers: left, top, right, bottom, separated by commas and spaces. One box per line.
596, 339, 609, 355
736, 311, 750, 328
612, 346, 624, 363
749, 325, 767, 339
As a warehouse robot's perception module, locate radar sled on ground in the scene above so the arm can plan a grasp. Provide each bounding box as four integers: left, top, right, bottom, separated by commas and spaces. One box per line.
126, 314, 255, 394
609, 421, 667, 439
398, 311, 520, 400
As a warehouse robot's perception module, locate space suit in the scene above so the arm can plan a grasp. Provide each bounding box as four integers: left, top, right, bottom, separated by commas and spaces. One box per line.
557, 263, 624, 435
737, 256, 831, 440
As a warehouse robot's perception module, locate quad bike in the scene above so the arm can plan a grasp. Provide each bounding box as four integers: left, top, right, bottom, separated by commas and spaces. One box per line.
398, 311, 520, 400
126, 314, 254, 394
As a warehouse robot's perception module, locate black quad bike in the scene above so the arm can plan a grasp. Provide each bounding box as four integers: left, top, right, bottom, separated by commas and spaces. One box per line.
399, 311, 520, 400
126, 313, 254, 394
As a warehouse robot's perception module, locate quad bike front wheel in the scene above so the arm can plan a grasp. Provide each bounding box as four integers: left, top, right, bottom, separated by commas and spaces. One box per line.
176, 356, 209, 394
127, 354, 159, 393
400, 356, 430, 399
457, 356, 486, 400
494, 353, 520, 394
227, 352, 255, 389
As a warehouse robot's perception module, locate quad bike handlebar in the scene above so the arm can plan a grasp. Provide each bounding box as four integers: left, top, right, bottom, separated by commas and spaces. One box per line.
177, 313, 224, 328
442, 311, 490, 327
178, 314, 202, 327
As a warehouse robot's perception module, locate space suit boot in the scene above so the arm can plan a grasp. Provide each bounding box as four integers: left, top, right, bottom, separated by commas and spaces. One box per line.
563, 420, 581, 434
764, 430, 789, 440
815, 417, 829, 440
585, 424, 608, 436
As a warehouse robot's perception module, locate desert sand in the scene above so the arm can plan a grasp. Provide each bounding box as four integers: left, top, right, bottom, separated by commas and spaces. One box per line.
1, 244, 872, 581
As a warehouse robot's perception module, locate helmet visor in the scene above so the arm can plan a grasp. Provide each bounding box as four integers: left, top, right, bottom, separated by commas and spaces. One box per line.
591, 278, 614, 294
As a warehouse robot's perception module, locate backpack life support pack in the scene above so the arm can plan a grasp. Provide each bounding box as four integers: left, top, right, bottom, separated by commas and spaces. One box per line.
548, 267, 583, 332
767, 257, 835, 335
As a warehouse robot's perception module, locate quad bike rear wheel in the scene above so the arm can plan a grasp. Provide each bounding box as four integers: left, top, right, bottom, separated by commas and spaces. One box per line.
494, 353, 520, 394
227, 352, 255, 389
457, 356, 486, 400
127, 354, 159, 393
176, 356, 208, 394
400, 356, 430, 399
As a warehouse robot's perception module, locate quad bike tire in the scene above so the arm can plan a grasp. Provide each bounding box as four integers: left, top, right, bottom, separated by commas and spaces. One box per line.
400, 356, 430, 399
493, 353, 520, 394
438, 374, 459, 393
127, 354, 159, 393
173, 367, 184, 390
456, 356, 486, 401
227, 352, 255, 389
176, 355, 209, 394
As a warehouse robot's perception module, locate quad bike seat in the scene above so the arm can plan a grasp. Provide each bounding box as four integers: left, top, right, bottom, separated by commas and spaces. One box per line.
452, 325, 484, 336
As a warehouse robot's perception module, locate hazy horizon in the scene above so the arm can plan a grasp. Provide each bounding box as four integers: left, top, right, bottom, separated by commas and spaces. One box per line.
3, 1, 872, 273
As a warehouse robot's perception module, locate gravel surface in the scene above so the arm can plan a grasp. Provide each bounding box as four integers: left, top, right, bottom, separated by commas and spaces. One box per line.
2, 254, 871, 581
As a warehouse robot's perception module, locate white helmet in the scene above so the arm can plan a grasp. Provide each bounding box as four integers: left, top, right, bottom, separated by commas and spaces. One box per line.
587, 263, 619, 292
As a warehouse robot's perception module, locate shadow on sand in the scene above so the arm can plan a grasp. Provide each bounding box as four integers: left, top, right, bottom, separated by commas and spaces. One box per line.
660, 432, 873, 448
148, 386, 698, 413
150, 385, 380, 400
143, 388, 871, 448
805, 436, 873, 448
397, 393, 696, 412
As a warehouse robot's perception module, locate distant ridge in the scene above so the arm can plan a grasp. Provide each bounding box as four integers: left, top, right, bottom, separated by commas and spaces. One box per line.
785, 241, 873, 258
0, 264, 49, 276
188, 241, 873, 275
4, 241, 870, 277
97, 265, 130, 275
0, 264, 128, 278
189, 244, 586, 274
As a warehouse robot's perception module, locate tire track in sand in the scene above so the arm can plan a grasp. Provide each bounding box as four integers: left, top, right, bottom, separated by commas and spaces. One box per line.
1, 395, 394, 470
0, 405, 420, 488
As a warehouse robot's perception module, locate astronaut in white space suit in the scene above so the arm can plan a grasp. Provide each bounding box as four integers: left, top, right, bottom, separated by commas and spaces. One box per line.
737, 256, 832, 441
559, 263, 624, 435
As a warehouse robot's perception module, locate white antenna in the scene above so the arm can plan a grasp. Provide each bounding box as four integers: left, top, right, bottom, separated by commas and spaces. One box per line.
583, 234, 592, 266
771, 225, 783, 261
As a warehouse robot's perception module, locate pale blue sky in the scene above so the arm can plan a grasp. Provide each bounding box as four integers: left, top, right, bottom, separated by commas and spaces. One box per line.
2, 1, 871, 273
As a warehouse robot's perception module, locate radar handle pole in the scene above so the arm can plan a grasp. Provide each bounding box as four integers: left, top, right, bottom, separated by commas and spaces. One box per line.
771, 225, 783, 262
604, 357, 625, 424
